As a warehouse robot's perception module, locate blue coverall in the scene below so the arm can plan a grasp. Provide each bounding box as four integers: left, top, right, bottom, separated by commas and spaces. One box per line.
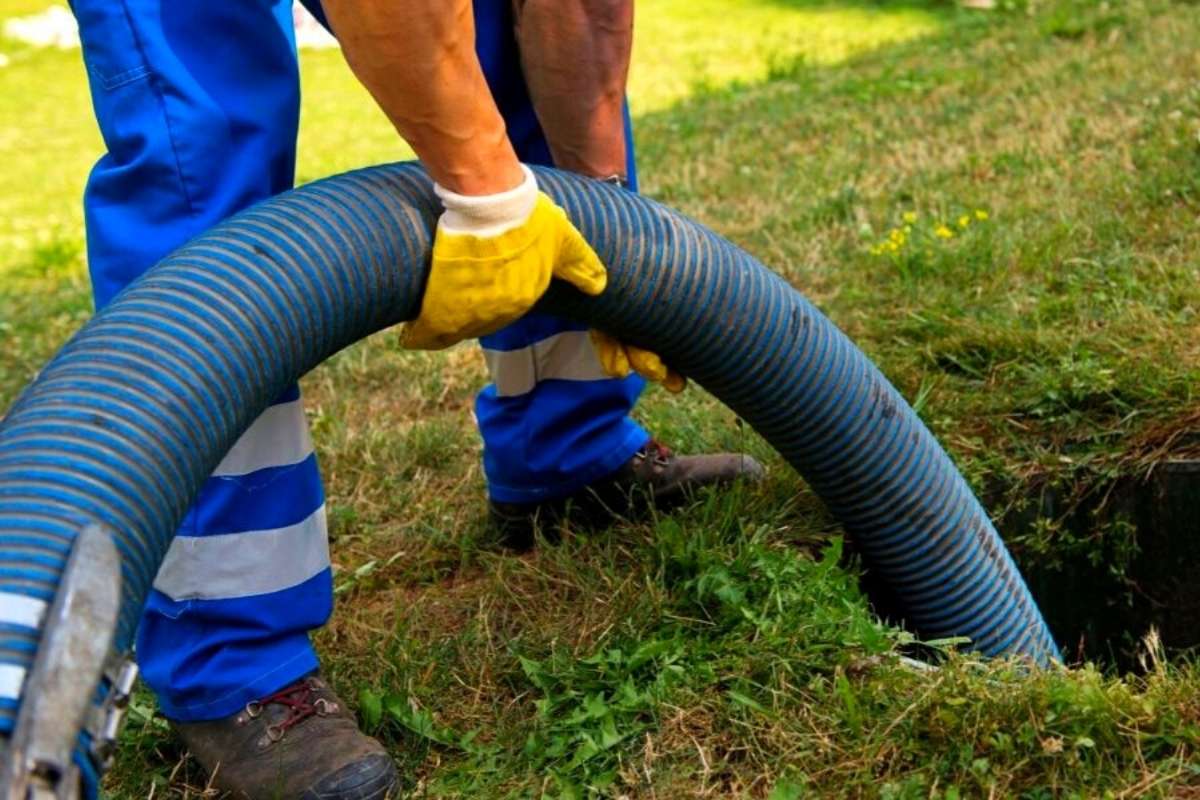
70, 0, 648, 722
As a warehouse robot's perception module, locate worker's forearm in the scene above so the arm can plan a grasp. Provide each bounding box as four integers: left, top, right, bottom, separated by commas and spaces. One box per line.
514, 0, 634, 178
322, 0, 523, 195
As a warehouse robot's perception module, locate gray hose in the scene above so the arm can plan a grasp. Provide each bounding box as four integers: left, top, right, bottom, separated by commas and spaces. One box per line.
0, 163, 1059, 758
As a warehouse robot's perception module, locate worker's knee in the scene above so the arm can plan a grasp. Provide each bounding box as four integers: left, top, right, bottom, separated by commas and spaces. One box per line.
79, 2, 300, 184
79, 2, 301, 301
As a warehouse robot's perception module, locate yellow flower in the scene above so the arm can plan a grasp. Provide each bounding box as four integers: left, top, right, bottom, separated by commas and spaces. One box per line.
935, 225, 954, 239
958, 215, 970, 229
902, 211, 918, 224
889, 228, 905, 243
974, 209, 989, 221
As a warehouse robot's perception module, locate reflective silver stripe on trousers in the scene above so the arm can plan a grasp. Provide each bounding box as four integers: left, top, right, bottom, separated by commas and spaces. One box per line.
482, 330, 610, 398
212, 399, 313, 477
0, 592, 48, 629
152, 505, 330, 601
0, 663, 26, 700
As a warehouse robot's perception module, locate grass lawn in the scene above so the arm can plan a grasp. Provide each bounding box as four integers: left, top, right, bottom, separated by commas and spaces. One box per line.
2, 0, 1200, 797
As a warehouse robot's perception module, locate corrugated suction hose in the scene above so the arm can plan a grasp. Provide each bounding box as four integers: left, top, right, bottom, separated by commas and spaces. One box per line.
0, 163, 1059, 753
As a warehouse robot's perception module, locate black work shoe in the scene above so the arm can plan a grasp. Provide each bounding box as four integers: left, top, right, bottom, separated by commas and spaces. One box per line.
174, 675, 398, 800
490, 440, 764, 549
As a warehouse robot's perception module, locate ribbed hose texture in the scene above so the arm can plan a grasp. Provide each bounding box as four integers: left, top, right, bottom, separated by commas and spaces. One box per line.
0, 162, 1059, 742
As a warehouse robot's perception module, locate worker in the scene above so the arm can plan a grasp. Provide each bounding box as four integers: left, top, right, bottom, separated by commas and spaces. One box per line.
68, 0, 762, 796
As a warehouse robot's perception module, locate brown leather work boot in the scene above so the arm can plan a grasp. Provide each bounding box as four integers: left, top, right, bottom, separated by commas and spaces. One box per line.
490, 440, 765, 549
174, 675, 398, 800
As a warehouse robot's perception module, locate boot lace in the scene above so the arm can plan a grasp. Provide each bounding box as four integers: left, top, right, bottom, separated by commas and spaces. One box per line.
245, 678, 333, 742
640, 439, 673, 466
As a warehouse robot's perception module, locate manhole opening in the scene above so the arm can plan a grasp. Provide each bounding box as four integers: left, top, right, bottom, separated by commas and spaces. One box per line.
856, 461, 1199, 671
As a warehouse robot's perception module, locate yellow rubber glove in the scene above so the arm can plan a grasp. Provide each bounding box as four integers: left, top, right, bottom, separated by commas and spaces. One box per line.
403, 165, 686, 392
590, 330, 687, 394
402, 166, 607, 350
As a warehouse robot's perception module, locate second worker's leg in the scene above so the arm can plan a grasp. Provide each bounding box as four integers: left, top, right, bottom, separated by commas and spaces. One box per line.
472, 0, 763, 546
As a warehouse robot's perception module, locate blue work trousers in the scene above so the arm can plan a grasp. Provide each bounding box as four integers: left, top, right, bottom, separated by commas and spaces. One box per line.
71, 0, 647, 721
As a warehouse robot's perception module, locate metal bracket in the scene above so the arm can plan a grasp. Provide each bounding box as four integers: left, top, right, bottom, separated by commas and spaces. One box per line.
88, 657, 138, 773
0, 524, 123, 800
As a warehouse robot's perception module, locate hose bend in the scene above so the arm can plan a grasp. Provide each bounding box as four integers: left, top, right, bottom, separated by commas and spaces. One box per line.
0, 163, 1059, 752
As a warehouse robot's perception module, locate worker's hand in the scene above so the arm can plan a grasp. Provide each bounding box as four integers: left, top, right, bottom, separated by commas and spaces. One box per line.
591, 330, 687, 393
401, 165, 607, 350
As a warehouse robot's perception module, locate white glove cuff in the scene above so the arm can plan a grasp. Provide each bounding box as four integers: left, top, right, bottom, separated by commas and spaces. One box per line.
434, 165, 539, 237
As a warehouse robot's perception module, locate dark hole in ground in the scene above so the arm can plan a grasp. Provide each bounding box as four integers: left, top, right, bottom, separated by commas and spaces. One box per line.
854, 461, 1199, 671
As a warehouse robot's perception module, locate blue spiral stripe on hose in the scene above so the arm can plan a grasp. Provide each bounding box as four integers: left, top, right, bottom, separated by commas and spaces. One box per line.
0, 163, 1059, 752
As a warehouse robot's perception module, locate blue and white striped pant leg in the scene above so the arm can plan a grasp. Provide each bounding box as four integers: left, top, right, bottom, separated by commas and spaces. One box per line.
472, 1, 651, 503
139, 387, 330, 721
72, 0, 332, 721
477, 314, 650, 503
289, 0, 651, 503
